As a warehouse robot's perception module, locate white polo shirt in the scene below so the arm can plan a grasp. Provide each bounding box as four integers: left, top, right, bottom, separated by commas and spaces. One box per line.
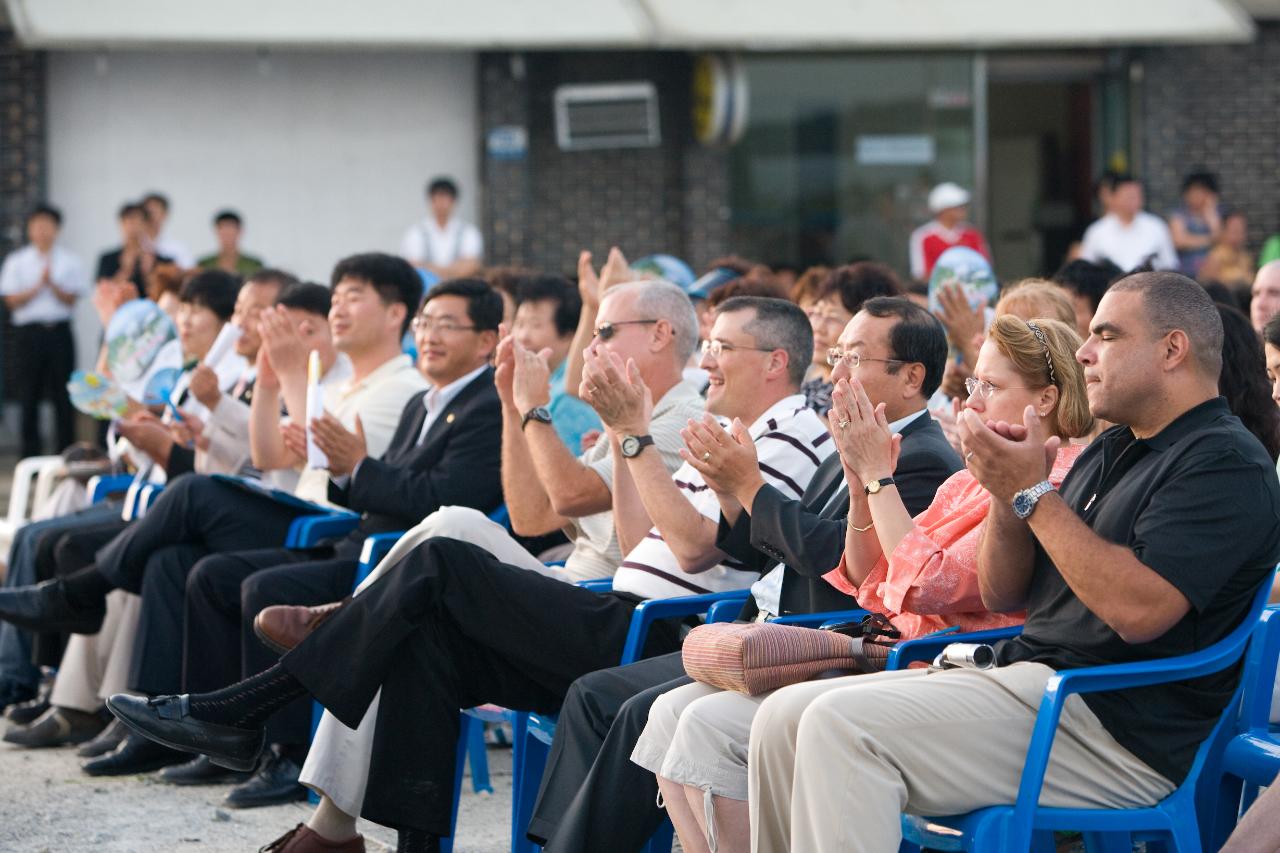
0, 244, 89, 325
400, 216, 483, 268
295, 353, 428, 506
1081, 212, 1178, 272
612, 394, 835, 601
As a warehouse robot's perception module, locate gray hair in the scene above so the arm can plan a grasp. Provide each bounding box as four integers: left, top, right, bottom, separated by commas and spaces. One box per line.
606, 280, 699, 364
1109, 271, 1223, 376
717, 296, 812, 388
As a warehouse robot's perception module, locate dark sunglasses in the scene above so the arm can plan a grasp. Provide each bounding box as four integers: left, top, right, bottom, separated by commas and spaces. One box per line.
592, 319, 664, 341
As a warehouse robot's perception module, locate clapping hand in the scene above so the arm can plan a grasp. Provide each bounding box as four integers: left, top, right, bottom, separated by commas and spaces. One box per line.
828, 377, 901, 483
680, 414, 762, 499
188, 365, 221, 410
957, 405, 1058, 504
934, 283, 986, 364
581, 347, 651, 435
259, 306, 308, 386
309, 413, 367, 478
511, 338, 554, 414
493, 323, 517, 410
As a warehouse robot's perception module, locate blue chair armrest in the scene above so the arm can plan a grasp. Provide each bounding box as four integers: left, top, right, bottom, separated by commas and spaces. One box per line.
487, 504, 511, 529
353, 532, 405, 587
886, 624, 1024, 670
576, 578, 613, 592
88, 474, 136, 504
621, 590, 751, 664
771, 609, 870, 629
286, 512, 360, 549
707, 598, 748, 624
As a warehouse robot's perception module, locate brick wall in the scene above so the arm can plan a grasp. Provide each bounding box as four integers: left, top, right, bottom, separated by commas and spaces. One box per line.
480, 51, 731, 276
1139, 22, 1280, 250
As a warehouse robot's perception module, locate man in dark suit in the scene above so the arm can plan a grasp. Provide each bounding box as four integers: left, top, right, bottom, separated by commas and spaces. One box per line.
155, 278, 505, 801
527, 296, 961, 852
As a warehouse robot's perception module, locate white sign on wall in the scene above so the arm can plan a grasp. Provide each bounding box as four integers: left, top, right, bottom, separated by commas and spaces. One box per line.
855, 135, 936, 166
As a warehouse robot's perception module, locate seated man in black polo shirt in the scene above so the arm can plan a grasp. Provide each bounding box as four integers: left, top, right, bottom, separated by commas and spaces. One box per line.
748, 270, 1280, 852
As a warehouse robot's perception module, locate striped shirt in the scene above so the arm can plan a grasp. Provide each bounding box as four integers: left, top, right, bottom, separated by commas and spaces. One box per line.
613, 394, 834, 600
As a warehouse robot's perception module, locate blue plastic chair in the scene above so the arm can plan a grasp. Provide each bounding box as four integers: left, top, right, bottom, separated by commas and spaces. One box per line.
1202, 605, 1280, 849
87, 473, 136, 504
900, 576, 1275, 853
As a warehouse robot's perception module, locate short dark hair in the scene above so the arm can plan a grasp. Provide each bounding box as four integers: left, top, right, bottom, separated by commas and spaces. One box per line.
716, 296, 813, 388
1265, 313, 1280, 351
180, 270, 238, 321
424, 278, 503, 332
427, 177, 459, 199
142, 192, 170, 212
213, 209, 243, 227
244, 268, 299, 293
514, 274, 581, 337
28, 204, 62, 227
860, 296, 948, 399
1094, 170, 1122, 196
1052, 259, 1123, 314
1109, 271, 1223, 376
119, 202, 148, 222
330, 252, 423, 337
276, 282, 332, 317
819, 262, 904, 315
1111, 173, 1142, 190
1181, 170, 1219, 195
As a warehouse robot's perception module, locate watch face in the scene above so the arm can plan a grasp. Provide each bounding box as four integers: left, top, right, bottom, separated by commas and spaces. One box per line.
621, 435, 639, 457
534, 407, 551, 421
866, 480, 881, 494
1012, 493, 1033, 519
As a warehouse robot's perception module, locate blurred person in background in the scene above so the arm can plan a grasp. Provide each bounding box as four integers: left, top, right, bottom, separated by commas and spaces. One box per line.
909, 182, 991, 282
1250, 261, 1280, 335
1169, 170, 1223, 278
1199, 210, 1254, 293
0, 204, 89, 457
1053, 258, 1123, 340
400, 177, 483, 279
198, 210, 264, 277
97, 202, 170, 300
788, 265, 830, 311
1080, 174, 1177, 272
141, 192, 195, 269
1217, 303, 1280, 466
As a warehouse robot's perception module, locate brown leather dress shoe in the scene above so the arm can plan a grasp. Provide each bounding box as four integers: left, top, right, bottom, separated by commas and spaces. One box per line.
253, 599, 347, 655
259, 823, 364, 852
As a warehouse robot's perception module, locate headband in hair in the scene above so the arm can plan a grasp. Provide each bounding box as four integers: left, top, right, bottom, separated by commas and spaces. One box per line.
1025, 321, 1057, 385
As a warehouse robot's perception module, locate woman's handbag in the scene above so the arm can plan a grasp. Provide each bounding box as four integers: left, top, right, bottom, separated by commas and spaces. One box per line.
681, 613, 902, 695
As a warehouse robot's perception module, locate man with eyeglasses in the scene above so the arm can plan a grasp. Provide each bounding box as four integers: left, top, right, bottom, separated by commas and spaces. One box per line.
525, 295, 961, 853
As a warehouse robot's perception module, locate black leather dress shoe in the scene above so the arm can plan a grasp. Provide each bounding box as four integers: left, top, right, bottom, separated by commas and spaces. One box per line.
106, 693, 264, 772
0, 681, 36, 715
224, 748, 307, 808
81, 732, 190, 776
160, 754, 253, 786
3, 706, 106, 747
0, 579, 105, 634
77, 717, 129, 758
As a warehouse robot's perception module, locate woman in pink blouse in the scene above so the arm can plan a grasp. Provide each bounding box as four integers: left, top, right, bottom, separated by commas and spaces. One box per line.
631, 315, 1094, 853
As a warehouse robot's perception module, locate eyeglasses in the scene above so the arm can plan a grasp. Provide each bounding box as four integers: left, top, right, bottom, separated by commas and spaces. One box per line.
826, 348, 905, 369
963, 377, 1035, 400
805, 309, 850, 328
412, 316, 476, 334
593, 319, 662, 340
700, 339, 773, 359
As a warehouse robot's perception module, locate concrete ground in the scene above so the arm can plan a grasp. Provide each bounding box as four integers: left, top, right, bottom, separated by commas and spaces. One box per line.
0, 735, 516, 852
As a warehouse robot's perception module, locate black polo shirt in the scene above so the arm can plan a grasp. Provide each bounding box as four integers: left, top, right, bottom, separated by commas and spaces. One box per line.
996, 397, 1280, 784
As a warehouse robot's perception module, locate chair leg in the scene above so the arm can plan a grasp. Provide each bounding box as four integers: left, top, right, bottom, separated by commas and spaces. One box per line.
645, 818, 675, 853
511, 718, 548, 853
441, 713, 472, 853
467, 720, 493, 795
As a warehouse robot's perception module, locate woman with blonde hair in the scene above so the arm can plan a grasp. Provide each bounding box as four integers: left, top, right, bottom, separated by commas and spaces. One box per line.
995, 278, 1077, 326
632, 315, 1092, 853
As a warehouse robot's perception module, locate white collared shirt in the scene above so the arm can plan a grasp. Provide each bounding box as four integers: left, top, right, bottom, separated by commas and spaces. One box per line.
612, 394, 836, 601
0, 244, 89, 325
748, 406, 928, 617
418, 364, 489, 444
1081, 212, 1178, 272
400, 216, 483, 267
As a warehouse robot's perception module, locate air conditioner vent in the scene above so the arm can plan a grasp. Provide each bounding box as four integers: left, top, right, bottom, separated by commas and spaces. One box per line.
554, 82, 660, 151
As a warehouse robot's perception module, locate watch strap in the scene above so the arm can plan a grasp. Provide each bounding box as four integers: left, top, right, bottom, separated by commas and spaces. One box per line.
864, 476, 896, 495
520, 406, 552, 431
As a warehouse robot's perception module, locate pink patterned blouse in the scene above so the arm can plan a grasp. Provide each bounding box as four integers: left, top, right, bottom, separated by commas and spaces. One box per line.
823, 443, 1086, 641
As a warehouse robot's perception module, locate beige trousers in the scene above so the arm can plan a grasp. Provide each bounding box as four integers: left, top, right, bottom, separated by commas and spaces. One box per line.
50, 591, 142, 712
748, 662, 1175, 853
300, 505, 563, 814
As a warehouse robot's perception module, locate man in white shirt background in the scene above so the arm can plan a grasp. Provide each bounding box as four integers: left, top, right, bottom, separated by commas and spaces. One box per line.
399, 176, 483, 279
1080, 174, 1178, 272
0, 204, 90, 457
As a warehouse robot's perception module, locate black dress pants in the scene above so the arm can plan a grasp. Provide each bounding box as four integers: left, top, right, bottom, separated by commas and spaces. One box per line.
94, 475, 310, 593
31, 518, 129, 668
527, 652, 692, 851
281, 537, 684, 837
12, 321, 75, 457
183, 548, 358, 748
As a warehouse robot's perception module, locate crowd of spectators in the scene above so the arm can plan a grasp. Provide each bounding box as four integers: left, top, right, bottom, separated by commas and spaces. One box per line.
0, 166, 1279, 853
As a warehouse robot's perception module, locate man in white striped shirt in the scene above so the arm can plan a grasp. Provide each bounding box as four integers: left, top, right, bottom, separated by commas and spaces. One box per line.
108, 297, 832, 853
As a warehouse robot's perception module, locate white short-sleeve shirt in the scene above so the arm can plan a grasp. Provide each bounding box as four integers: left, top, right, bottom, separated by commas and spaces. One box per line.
0, 244, 89, 325
400, 216, 483, 268
1081, 212, 1178, 272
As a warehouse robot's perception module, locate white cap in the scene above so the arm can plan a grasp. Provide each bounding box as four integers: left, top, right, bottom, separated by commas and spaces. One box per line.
928, 182, 971, 214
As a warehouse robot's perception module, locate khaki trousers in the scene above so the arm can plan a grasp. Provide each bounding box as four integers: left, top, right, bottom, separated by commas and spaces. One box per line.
301, 505, 565, 815
50, 591, 141, 712
749, 662, 1175, 853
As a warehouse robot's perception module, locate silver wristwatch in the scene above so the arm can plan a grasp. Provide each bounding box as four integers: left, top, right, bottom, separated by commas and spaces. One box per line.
1011, 480, 1054, 520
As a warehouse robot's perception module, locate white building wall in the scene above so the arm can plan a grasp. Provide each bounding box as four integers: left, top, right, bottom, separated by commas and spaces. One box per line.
46, 49, 478, 368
